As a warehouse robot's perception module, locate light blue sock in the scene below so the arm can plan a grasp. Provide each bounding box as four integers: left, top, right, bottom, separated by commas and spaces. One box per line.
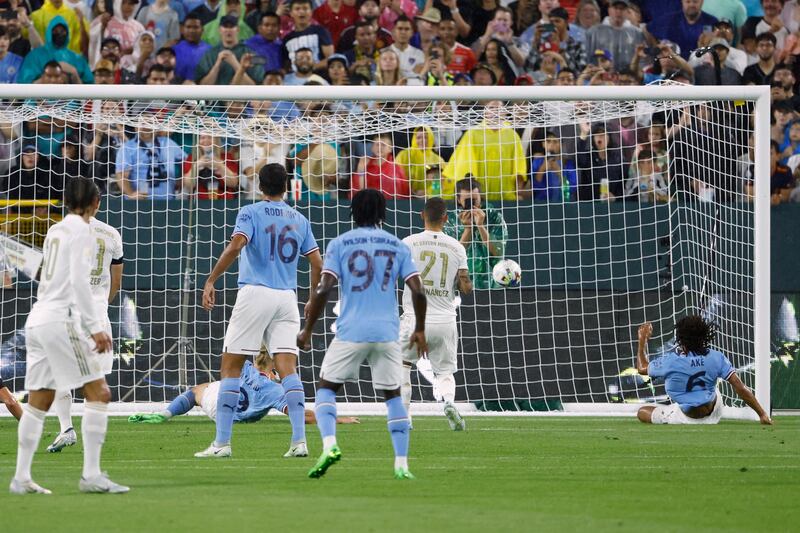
167, 389, 195, 417
281, 373, 306, 444
314, 387, 337, 447
386, 396, 410, 458
214, 377, 240, 446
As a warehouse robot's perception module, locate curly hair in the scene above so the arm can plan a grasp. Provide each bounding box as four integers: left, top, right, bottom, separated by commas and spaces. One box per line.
674, 315, 716, 356
351, 188, 385, 227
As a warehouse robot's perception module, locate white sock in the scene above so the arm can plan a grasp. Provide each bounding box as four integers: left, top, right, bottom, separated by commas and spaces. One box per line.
158, 409, 172, 418
82, 402, 108, 480
14, 404, 46, 482
394, 456, 408, 470
401, 365, 412, 415
436, 374, 456, 405
322, 435, 337, 451
52, 390, 73, 433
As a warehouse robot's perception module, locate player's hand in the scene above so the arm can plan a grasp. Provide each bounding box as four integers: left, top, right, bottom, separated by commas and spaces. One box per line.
297, 329, 312, 351
91, 331, 112, 354
759, 413, 773, 425
638, 322, 653, 343
202, 282, 215, 310
409, 330, 428, 359
458, 209, 472, 225
338, 416, 360, 424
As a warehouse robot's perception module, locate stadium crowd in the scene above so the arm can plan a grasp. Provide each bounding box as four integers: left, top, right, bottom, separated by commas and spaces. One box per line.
0, 0, 798, 204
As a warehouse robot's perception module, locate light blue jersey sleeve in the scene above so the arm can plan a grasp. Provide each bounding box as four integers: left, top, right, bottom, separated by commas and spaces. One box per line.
299, 218, 319, 256
322, 236, 342, 279
647, 353, 674, 379
232, 205, 255, 243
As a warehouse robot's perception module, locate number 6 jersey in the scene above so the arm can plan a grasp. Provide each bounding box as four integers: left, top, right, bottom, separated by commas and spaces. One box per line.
89, 217, 124, 317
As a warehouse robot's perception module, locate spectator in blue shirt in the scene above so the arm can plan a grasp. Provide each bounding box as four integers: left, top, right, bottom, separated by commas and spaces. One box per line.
172, 13, 210, 82
115, 125, 186, 199
529, 131, 579, 202
0, 28, 23, 83
648, 0, 719, 60
244, 11, 283, 72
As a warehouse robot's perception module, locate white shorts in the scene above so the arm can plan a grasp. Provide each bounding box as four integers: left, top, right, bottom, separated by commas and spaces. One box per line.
200, 381, 220, 421
92, 317, 114, 375
25, 320, 107, 391
399, 317, 458, 375
320, 338, 403, 390
650, 396, 723, 425
223, 285, 300, 356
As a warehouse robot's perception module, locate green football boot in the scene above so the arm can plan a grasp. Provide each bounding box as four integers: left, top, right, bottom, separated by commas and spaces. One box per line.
307, 445, 342, 478
393, 467, 416, 480
128, 413, 168, 424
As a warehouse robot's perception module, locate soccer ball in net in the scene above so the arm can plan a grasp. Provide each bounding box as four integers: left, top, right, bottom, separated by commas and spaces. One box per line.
492, 259, 522, 288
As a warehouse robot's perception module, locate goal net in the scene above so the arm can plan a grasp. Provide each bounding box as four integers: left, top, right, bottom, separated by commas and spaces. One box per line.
0, 85, 770, 418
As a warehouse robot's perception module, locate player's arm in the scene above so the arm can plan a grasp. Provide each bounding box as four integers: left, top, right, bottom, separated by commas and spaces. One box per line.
305, 249, 322, 292
456, 268, 472, 295
635, 322, 652, 375
108, 260, 123, 303
405, 274, 428, 358
0, 385, 22, 420
72, 231, 112, 353
303, 408, 360, 424
727, 373, 773, 425
202, 234, 247, 311
297, 271, 337, 350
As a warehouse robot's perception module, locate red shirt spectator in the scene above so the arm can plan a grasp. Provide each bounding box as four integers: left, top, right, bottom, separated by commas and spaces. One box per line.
314, 0, 358, 47
354, 135, 409, 198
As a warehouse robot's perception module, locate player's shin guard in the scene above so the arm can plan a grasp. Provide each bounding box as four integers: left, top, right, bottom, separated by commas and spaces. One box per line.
435, 374, 456, 405
166, 389, 196, 418
385, 396, 410, 469
214, 378, 240, 446
401, 365, 412, 415
81, 402, 108, 480
52, 390, 73, 433
281, 373, 306, 444
14, 404, 46, 481
314, 387, 337, 451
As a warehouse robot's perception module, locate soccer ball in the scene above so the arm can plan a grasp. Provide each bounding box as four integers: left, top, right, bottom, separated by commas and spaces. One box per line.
492, 259, 522, 287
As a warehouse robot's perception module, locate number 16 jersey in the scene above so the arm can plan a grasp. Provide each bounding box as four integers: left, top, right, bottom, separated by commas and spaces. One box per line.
232, 200, 318, 290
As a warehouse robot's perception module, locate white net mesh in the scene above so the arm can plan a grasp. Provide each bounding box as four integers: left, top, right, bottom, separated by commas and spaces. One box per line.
0, 87, 763, 414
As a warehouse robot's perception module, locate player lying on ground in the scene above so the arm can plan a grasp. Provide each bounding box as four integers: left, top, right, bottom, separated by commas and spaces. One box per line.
636, 316, 772, 425
298, 189, 428, 481
11, 177, 127, 495
129, 352, 359, 425
399, 197, 472, 430
47, 217, 124, 453
0, 377, 22, 420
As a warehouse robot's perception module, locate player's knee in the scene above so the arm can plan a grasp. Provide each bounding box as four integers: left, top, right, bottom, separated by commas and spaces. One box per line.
220, 353, 247, 378
382, 388, 401, 400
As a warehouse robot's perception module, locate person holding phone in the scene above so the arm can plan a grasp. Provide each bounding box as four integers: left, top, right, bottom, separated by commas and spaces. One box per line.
525, 7, 587, 73
647, 0, 720, 60
473, 7, 526, 68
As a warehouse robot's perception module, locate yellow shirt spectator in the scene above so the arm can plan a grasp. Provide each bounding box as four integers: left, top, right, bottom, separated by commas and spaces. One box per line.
395, 126, 448, 198
32, 0, 86, 55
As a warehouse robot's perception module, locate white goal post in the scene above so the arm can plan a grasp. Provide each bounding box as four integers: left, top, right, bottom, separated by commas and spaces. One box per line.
0, 84, 770, 418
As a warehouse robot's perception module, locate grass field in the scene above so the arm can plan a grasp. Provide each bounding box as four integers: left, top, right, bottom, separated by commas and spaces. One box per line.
0, 415, 798, 532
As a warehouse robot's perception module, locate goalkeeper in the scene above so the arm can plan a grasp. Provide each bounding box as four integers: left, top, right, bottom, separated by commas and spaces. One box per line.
129, 352, 358, 426
635, 317, 772, 425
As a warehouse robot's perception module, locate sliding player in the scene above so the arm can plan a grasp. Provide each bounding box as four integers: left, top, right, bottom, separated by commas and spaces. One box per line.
47, 215, 123, 453
197, 163, 322, 459
636, 317, 772, 425
129, 351, 358, 425
400, 197, 472, 430
0, 377, 22, 420
11, 177, 126, 495
298, 189, 428, 480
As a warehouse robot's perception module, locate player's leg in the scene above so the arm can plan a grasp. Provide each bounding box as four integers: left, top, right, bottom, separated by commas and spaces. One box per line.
195, 353, 246, 458
637, 406, 656, 423
46, 390, 77, 452
129, 383, 204, 423
400, 362, 413, 424
398, 317, 416, 427
430, 322, 465, 431
371, 342, 413, 480
0, 382, 22, 420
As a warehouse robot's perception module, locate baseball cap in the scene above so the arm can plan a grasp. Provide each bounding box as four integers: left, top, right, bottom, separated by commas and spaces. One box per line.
94, 59, 115, 72
549, 7, 569, 21
594, 48, 612, 61
714, 18, 733, 27
610, 0, 629, 6
327, 53, 349, 68
21, 144, 36, 153
709, 37, 730, 50
219, 15, 239, 27
415, 7, 441, 24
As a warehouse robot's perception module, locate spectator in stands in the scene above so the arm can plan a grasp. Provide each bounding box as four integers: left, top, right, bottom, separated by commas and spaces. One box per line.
444, 100, 527, 200
649, 0, 718, 61
93, 58, 116, 83
378, 0, 416, 31
344, 20, 379, 81
525, 7, 586, 74
508, 0, 538, 36
196, 15, 264, 84
464, 0, 501, 45
50, 132, 83, 191
749, 140, 795, 203
529, 130, 579, 202
189, 0, 222, 25
87, 0, 114, 66
772, 100, 796, 143
473, 7, 525, 68
19, 17, 93, 83
9, 144, 54, 201
395, 126, 446, 197
444, 177, 507, 289
782, 0, 800, 34
572, 0, 601, 44
374, 46, 402, 84
693, 37, 742, 84
120, 30, 156, 81
338, 0, 392, 52
145, 62, 171, 83
244, 11, 282, 71
136, 0, 180, 50
154, 46, 179, 82
314, 0, 358, 48
479, 38, 517, 85
634, 41, 694, 84
742, 0, 788, 53
283, 46, 317, 84
252, 70, 302, 120
182, 134, 239, 199
115, 124, 185, 199
555, 67, 576, 84
690, 18, 747, 74
6, 8, 42, 58
203, 0, 254, 47
439, 15, 476, 74
471, 62, 497, 85
421, 41, 454, 85
779, 118, 800, 161
354, 133, 410, 198
411, 7, 441, 52
772, 64, 800, 107
31, 0, 87, 55
743, 32, 777, 84
283, 0, 333, 69
0, 28, 23, 83
105, 0, 146, 55
84, 101, 126, 192
531, 49, 567, 83
576, 121, 625, 200
389, 14, 423, 78
585, 0, 643, 71
173, 13, 210, 82
624, 148, 669, 202
326, 52, 350, 84
438, 0, 471, 39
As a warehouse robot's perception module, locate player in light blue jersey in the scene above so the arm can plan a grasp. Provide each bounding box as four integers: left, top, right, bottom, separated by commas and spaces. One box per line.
636, 316, 772, 425
298, 189, 428, 480
196, 164, 323, 459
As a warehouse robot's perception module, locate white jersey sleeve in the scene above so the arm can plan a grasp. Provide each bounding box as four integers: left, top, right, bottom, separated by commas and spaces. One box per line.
402, 230, 468, 323
89, 217, 124, 314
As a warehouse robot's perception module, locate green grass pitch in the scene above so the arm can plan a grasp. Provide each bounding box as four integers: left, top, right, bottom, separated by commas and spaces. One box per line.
1, 416, 798, 532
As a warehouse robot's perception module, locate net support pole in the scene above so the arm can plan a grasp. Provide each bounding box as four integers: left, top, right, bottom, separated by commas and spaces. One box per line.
754, 92, 771, 414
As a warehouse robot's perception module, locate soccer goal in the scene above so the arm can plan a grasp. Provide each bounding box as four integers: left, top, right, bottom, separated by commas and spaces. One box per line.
0, 84, 770, 419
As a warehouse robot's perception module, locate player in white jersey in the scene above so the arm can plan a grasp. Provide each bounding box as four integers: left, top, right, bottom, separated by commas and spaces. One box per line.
399, 198, 472, 430
46, 216, 124, 453
10, 177, 127, 495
